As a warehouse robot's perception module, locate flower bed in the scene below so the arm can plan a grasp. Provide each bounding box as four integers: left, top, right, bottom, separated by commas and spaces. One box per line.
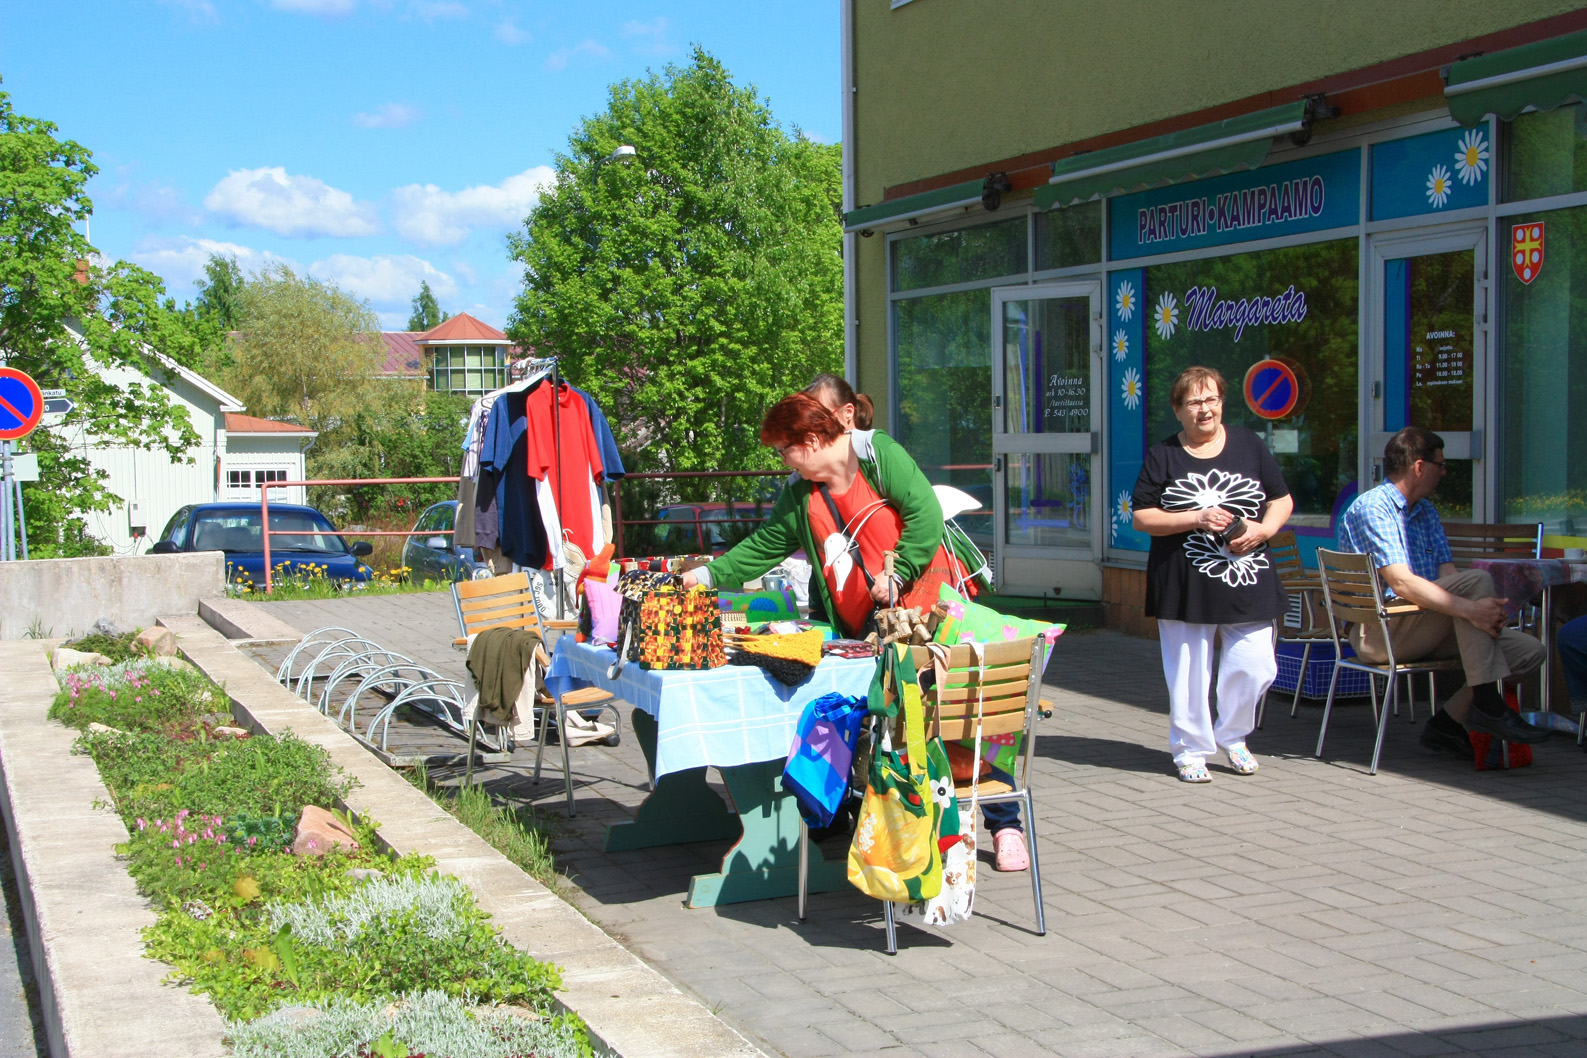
50, 641, 589, 1058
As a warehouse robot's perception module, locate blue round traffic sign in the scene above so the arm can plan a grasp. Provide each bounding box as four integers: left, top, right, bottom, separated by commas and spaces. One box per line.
1243, 357, 1308, 421
0, 368, 44, 441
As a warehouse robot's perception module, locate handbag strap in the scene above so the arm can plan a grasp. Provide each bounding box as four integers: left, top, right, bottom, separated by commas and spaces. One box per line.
817, 483, 876, 589
927, 641, 987, 823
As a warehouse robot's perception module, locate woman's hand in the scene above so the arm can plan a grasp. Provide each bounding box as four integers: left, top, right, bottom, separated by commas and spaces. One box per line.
1195, 506, 1234, 534
680, 569, 702, 589
869, 574, 904, 606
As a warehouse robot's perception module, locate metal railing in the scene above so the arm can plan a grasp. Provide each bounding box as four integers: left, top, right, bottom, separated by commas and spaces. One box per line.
610, 469, 786, 557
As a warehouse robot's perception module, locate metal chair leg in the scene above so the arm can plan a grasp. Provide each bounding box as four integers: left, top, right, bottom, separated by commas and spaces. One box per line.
1290, 640, 1313, 718
884, 897, 897, 955
559, 699, 577, 817
1370, 670, 1397, 776
797, 820, 809, 921
1023, 790, 1045, 936
1315, 661, 1342, 757
465, 718, 478, 786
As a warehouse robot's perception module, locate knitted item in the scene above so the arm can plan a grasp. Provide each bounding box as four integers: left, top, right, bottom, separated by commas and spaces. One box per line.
636, 585, 726, 670
729, 651, 816, 686
727, 629, 825, 686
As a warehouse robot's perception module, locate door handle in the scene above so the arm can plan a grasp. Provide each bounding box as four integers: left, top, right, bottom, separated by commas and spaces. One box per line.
993, 455, 1004, 473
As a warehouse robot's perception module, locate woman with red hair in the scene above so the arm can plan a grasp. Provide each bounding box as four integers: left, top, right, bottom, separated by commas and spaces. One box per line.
683, 394, 1029, 871
684, 392, 973, 634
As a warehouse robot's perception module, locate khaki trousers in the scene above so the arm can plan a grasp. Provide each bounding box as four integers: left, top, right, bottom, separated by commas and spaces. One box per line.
1349, 568, 1545, 723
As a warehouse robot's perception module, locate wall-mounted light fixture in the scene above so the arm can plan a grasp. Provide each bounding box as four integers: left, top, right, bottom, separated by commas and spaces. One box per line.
982, 171, 1012, 211
1289, 96, 1340, 147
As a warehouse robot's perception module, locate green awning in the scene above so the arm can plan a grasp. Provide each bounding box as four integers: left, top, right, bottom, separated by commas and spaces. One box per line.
843, 177, 985, 232
1444, 28, 1587, 127
1033, 101, 1310, 210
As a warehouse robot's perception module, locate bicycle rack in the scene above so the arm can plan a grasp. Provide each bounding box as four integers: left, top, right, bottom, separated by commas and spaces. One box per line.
275, 625, 510, 768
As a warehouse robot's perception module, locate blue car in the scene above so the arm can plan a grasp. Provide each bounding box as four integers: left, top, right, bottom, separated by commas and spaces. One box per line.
399, 501, 495, 583
149, 502, 374, 585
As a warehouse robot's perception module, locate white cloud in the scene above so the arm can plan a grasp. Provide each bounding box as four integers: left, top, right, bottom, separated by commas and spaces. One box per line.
545, 39, 611, 71
352, 103, 420, 129
204, 166, 380, 237
271, 0, 356, 14
158, 0, 217, 21
131, 236, 289, 293
310, 253, 458, 304
390, 166, 554, 246
621, 16, 674, 56
495, 19, 531, 45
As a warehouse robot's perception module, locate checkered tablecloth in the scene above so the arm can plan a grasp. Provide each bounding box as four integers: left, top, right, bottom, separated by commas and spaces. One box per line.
544, 639, 875, 780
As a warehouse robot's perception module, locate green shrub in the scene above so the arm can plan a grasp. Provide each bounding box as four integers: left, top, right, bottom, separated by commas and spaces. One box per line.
80, 729, 357, 823
225, 989, 589, 1058
50, 659, 218, 734
62, 629, 148, 662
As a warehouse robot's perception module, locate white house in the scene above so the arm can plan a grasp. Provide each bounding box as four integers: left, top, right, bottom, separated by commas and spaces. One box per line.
48, 327, 315, 554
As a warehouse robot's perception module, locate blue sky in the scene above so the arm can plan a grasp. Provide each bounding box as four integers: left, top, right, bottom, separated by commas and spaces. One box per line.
0, 0, 839, 330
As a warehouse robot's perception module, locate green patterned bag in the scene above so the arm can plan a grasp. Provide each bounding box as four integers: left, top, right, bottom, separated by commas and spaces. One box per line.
847, 642, 943, 903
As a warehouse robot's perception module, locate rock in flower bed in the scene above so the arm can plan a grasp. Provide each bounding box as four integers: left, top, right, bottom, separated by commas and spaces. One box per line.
49, 649, 589, 1058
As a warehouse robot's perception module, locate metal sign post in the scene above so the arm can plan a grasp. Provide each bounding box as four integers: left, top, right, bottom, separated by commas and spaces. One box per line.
0, 367, 46, 562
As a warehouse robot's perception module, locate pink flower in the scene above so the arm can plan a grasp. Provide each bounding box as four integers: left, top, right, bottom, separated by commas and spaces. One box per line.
246, 836, 257, 847
172, 840, 181, 849
174, 856, 183, 867
136, 818, 146, 830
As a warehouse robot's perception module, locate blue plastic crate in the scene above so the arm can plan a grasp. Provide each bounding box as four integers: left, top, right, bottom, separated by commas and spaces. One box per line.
1273, 641, 1372, 700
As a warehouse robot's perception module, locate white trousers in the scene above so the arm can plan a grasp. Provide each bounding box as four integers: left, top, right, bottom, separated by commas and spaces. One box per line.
1158, 619, 1277, 766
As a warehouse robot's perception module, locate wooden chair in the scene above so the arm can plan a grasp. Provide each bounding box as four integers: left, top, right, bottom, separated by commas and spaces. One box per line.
1262, 530, 1332, 725
1440, 522, 1543, 568
1313, 549, 1463, 775
797, 636, 1048, 953
453, 572, 617, 815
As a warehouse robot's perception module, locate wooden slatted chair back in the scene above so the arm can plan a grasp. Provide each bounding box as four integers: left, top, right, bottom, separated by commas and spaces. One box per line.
1441, 522, 1542, 568
1269, 530, 1306, 584
910, 637, 1042, 745
453, 572, 546, 644
1315, 548, 1387, 629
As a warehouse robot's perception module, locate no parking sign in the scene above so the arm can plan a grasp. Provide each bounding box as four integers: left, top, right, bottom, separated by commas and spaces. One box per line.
1242, 357, 1309, 421
0, 368, 44, 441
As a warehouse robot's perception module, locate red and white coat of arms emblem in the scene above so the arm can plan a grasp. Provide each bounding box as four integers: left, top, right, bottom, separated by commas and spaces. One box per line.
1512, 222, 1545, 284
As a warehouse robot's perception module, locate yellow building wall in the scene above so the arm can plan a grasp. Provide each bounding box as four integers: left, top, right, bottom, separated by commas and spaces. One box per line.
852, 0, 1582, 205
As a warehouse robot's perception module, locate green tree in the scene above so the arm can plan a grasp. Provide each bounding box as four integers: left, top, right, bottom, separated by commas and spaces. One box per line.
223, 263, 384, 441
0, 87, 203, 556
507, 47, 843, 483
406, 280, 448, 332
310, 390, 470, 521
196, 253, 244, 331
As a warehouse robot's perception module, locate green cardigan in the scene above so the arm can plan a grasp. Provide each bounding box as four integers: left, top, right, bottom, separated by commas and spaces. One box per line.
701, 431, 946, 638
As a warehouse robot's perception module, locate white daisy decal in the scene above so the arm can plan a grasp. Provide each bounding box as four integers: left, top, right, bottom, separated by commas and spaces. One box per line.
1185, 533, 1271, 587
1160, 469, 1265, 518
1112, 328, 1129, 362
1114, 280, 1136, 322
1152, 291, 1179, 341
1117, 490, 1132, 524
1426, 164, 1452, 209
1121, 367, 1142, 410
1454, 129, 1489, 186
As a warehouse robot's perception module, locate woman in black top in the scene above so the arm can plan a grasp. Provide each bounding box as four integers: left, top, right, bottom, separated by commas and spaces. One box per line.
1132, 366, 1293, 783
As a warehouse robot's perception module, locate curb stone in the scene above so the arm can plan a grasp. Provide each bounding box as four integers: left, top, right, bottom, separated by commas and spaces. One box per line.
0, 638, 229, 1058
158, 614, 766, 1058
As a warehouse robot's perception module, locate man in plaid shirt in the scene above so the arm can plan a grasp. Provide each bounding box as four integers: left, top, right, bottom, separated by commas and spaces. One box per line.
1340, 426, 1547, 754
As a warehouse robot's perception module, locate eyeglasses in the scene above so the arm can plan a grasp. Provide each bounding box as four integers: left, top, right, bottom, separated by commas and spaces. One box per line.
1423, 458, 1447, 471
1181, 396, 1222, 410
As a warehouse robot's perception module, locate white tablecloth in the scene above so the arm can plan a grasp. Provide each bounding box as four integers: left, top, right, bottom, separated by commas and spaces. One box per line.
545, 639, 874, 780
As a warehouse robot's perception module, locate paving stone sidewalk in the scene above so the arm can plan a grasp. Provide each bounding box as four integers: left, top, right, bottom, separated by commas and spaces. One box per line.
250, 593, 1587, 1058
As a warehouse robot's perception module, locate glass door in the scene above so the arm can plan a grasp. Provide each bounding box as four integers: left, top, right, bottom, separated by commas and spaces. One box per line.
1369, 228, 1489, 521
990, 281, 1103, 591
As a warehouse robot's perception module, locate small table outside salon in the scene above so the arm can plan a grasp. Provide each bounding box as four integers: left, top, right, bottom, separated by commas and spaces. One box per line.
1471, 557, 1587, 714
544, 638, 874, 908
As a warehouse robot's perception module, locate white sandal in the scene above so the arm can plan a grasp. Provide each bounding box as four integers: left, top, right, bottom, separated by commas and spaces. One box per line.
1176, 760, 1211, 783
1226, 744, 1259, 775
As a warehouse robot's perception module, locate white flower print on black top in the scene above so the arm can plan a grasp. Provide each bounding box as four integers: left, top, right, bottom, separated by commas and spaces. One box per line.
1132, 426, 1291, 623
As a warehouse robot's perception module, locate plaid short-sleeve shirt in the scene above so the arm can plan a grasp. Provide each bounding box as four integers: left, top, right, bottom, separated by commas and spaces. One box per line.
1339, 481, 1452, 595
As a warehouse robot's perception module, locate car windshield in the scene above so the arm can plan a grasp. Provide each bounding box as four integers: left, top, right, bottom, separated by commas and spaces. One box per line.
191, 511, 345, 554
